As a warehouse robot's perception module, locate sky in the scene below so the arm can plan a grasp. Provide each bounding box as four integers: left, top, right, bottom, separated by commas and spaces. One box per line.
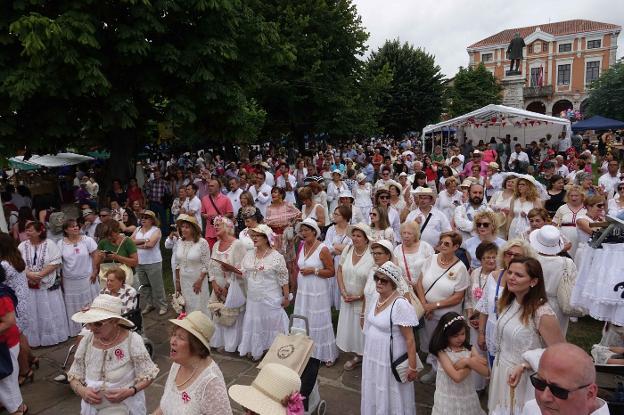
353, 0, 624, 77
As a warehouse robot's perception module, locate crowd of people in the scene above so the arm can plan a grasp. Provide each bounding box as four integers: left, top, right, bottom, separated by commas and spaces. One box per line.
0, 130, 622, 415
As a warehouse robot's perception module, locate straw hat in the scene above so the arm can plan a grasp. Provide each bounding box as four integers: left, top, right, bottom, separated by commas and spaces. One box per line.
488, 162, 500, 171
375, 261, 403, 288
169, 311, 215, 352
385, 179, 402, 192
331, 169, 343, 177
460, 178, 476, 188
296, 218, 321, 238
141, 209, 160, 226
356, 172, 367, 182
249, 224, 275, 246
411, 186, 435, 197
82, 208, 95, 218
71, 294, 135, 328
529, 225, 564, 256
338, 189, 354, 200
229, 363, 302, 415
348, 222, 372, 241
371, 239, 394, 256
176, 213, 201, 234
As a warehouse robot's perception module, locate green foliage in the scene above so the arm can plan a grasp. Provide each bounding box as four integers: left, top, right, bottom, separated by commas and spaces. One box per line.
365, 39, 445, 136
586, 59, 624, 121
447, 63, 502, 117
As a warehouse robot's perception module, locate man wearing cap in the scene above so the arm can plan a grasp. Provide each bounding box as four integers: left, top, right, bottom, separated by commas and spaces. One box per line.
509, 143, 530, 174
405, 187, 452, 248
201, 179, 233, 248
453, 184, 492, 242
461, 150, 488, 179
522, 343, 609, 415
275, 162, 297, 204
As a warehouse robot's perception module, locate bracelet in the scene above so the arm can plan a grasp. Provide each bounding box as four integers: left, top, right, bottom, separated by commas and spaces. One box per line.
130, 386, 138, 396
408, 365, 418, 372
314, 268, 319, 276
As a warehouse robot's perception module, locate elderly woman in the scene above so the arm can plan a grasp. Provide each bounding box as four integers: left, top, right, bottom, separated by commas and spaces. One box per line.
361, 261, 419, 415
369, 205, 395, 245
174, 214, 211, 314
336, 223, 374, 371
101, 267, 138, 314
362, 240, 397, 317
293, 218, 338, 367
434, 176, 462, 219
18, 221, 69, 347
324, 205, 352, 310
97, 220, 139, 284
508, 176, 543, 239
487, 257, 564, 414
393, 221, 434, 290
462, 210, 506, 270
68, 294, 158, 415
153, 311, 232, 415
238, 224, 290, 361
552, 185, 587, 259
416, 231, 469, 384
208, 216, 246, 353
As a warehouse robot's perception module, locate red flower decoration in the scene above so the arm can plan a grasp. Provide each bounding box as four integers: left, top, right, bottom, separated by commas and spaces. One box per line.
181, 391, 191, 403
177, 312, 187, 320
114, 348, 124, 360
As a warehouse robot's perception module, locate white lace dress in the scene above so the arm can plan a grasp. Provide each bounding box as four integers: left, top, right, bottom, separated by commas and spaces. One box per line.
393, 242, 434, 286
1, 261, 33, 334
361, 296, 418, 415
175, 238, 212, 314
552, 204, 586, 259
237, 249, 289, 360
293, 243, 338, 362
324, 225, 352, 310
336, 246, 374, 354
159, 361, 232, 415
208, 239, 247, 352
67, 331, 159, 415
488, 301, 555, 414
432, 348, 485, 415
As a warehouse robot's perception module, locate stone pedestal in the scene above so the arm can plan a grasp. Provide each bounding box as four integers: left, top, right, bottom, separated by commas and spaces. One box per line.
501, 74, 525, 109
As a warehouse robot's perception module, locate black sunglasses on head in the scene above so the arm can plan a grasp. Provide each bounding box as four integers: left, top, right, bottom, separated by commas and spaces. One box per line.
529, 373, 590, 400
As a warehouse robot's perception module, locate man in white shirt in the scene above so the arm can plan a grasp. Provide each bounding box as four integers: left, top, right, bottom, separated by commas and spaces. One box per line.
227, 177, 244, 215
249, 170, 272, 217
82, 209, 101, 239
453, 184, 491, 242
522, 343, 610, 415
598, 159, 621, 199
258, 162, 275, 187
405, 187, 451, 248
557, 133, 572, 155
555, 155, 569, 177
509, 143, 530, 173
182, 183, 203, 230
275, 162, 297, 204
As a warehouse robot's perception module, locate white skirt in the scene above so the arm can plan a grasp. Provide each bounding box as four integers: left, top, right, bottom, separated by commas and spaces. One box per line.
238, 297, 288, 359
63, 276, 100, 337
0, 344, 22, 413
26, 287, 69, 347
211, 310, 245, 352
336, 298, 364, 354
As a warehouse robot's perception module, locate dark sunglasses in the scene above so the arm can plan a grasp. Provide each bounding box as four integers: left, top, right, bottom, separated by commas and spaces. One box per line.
476, 222, 491, 228
595, 204, 605, 208
99, 214, 110, 218
373, 275, 390, 284
529, 373, 590, 400
379, 195, 390, 200
370, 212, 378, 216
618, 187, 624, 191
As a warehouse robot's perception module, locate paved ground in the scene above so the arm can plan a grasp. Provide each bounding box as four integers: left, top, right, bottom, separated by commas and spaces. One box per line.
11, 310, 439, 415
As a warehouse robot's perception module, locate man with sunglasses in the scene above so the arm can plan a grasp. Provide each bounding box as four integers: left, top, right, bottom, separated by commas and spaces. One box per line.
522, 343, 609, 414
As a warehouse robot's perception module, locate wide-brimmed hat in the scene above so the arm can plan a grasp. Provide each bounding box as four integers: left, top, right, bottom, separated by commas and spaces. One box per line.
356, 173, 367, 182
348, 222, 372, 241
411, 186, 435, 197
229, 363, 302, 415
72, 294, 134, 328
140, 209, 160, 226
461, 178, 476, 188
82, 208, 95, 218
176, 213, 201, 234
375, 261, 403, 287
488, 162, 500, 170
371, 239, 394, 256
296, 218, 321, 237
249, 224, 275, 246
331, 169, 343, 177
338, 189, 354, 200
529, 225, 564, 256
169, 311, 215, 352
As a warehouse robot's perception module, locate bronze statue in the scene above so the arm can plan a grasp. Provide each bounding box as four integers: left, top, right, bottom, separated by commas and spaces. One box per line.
507, 32, 525, 73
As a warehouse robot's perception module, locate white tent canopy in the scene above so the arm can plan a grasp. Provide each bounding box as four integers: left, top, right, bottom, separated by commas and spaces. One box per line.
9, 152, 94, 169
422, 104, 571, 150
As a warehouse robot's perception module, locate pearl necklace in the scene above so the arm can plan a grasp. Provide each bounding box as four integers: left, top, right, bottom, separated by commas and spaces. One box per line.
176, 365, 198, 388
97, 328, 121, 348
375, 293, 397, 310
353, 246, 367, 257
438, 255, 454, 266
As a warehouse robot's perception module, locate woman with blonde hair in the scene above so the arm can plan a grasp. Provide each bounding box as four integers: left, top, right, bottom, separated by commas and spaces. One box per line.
234, 191, 255, 234
462, 210, 506, 270
369, 205, 394, 244
552, 185, 586, 259
434, 176, 462, 219
393, 221, 434, 290
507, 177, 543, 239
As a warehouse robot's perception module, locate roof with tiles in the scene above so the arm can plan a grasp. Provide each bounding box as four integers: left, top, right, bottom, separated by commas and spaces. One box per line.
467, 19, 621, 49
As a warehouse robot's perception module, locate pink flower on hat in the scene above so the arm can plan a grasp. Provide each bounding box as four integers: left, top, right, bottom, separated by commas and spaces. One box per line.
177, 312, 187, 320
285, 392, 305, 415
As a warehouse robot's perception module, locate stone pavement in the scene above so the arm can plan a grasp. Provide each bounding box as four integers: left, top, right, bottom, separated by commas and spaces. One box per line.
13, 310, 437, 415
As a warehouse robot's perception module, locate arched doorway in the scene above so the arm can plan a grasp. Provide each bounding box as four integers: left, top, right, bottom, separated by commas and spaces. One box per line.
552, 99, 573, 116
526, 101, 546, 114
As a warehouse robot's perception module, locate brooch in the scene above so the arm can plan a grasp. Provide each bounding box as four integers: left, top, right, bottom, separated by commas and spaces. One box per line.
114, 348, 124, 360
447, 271, 457, 280
181, 391, 191, 403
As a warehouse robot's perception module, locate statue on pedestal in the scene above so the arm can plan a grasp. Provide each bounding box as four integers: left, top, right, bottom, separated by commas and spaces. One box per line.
506, 32, 525, 74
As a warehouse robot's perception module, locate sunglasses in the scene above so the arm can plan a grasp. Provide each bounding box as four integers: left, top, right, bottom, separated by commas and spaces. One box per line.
371, 251, 387, 256
373, 275, 390, 284
476, 222, 491, 228
440, 241, 453, 247
99, 214, 110, 218
618, 187, 624, 191
504, 251, 520, 257
379, 195, 390, 200
370, 212, 378, 216
529, 373, 590, 400
595, 204, 605, 208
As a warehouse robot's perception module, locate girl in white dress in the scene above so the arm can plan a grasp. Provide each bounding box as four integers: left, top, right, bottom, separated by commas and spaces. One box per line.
174, 215, 211, 314
489, 176, 516, 238
430, 313, 488, 415
508, 177, 542, 240
293, 218, 338, 366
336, 224, 374, 371
324, 206, 352, 310
237, 225, 290, 361
487, 257, 563, 414
552, 185, 586, 259
208, 217, 247, 353
353, 174, 373, 224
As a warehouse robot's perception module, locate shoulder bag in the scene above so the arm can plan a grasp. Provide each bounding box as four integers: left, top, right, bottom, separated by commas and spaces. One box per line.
556, 257, 585, 317
402, 246, 425, 319
420, 213, 432, 233
389, 298, 423, 383
99, 236, 134, 286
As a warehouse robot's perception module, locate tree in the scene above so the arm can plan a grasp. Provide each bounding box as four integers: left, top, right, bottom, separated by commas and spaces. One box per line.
0, 0, 285, 178
586, 59, 624, 121
447, 63, 502, 117
365, 39, 445, 136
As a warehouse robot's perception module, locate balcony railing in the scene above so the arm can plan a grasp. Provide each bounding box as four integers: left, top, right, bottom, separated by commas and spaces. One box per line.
523, 85, 554, 99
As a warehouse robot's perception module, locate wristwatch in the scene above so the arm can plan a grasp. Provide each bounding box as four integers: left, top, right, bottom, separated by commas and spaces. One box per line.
436, 302, 441, 309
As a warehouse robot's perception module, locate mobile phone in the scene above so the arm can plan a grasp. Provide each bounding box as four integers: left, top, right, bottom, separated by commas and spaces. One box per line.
104, 250, 113, 255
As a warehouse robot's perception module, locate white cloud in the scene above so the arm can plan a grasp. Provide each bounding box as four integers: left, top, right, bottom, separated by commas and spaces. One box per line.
353, 0, 624, 77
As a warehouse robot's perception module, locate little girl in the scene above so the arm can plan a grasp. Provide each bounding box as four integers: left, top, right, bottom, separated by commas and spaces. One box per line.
430, 312, 489, 415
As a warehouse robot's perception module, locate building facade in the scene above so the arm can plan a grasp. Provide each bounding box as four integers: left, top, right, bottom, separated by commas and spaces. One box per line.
467, 19, 621, 116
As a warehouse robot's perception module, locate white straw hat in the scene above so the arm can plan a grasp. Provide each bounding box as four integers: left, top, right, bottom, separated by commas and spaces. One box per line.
331, 169, 343, 177
371, 239, 394, 256
296, 218, 321, 238
375, 261, 403, 288
229, 363, 302, 415
348, 222, 372, 241
356, 173, 367, 182
529, 225, 564, 256
338, 189, 354, 200
411, 186, 435, 196
169, 311, 215, 352
249, 224, 275, 246
72, 294, 134, 328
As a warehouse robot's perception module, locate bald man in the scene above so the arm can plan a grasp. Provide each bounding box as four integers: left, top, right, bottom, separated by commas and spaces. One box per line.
522, 343, 610, 414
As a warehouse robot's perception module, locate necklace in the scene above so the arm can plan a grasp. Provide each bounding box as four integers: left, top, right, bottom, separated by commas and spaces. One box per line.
438, 255, 454, 266
375, 292, 396, 309
98, 328, 121, 348
176, 364, 198, 388
303, 241, 318, 259
494, 303, 521, 364
353, 246, 367, 257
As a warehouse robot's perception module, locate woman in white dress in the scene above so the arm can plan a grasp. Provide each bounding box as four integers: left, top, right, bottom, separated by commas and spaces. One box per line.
487, 257, 564, 414
155, 311, 233, 415
394, 221, 434, 291
388, 181, 406, 214
415, 231, 470, 384
324, 206, 352, 310
574, 195, 606, 271
208, 217, 247, 353
353, 173, 373, 224
435, 177, 462, 219
237, 206, 262, 252
362, 240, 397, 317
336, 223, 374, 371
327, 170, 348, 216
361, 261, 419, 415
369, 206, 395, 245
174, 214, 211, 314
463, 211, 507, 270
608, 184, 624, 217
237, 225, 290, 361
375, 189, 401, 242
58, 219, 100, 337
508, 177, 543, 240
552, 185, 587, 259
489, 175, 516, 237
298, 186, 326, 227
18, 221, 69, 347
293, 218, 338, 367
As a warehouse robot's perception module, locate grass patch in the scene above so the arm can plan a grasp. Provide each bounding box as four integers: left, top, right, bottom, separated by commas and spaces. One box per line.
566, 316, 604, 353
